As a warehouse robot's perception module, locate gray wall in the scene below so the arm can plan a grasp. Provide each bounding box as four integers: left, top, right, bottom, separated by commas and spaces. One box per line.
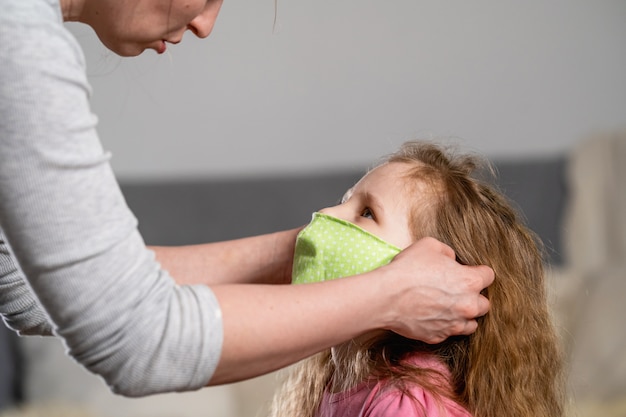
68, 0, 626, 181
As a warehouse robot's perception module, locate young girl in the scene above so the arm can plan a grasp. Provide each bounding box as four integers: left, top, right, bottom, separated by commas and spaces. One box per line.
269, 141, 564, 417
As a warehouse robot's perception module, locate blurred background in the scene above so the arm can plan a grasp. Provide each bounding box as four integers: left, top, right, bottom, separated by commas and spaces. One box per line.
74, 0, 624, 180
1, 1, 625, 416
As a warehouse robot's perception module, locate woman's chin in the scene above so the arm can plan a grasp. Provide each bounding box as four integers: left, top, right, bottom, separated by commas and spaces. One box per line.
100, 38, 147, 57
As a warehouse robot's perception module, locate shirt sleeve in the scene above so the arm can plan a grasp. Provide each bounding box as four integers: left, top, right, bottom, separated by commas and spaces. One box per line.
0, 228, 54, 336
0, 1, 223, 397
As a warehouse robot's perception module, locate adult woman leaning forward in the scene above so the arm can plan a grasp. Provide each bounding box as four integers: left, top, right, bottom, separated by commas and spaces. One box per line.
0, 0, 493, 398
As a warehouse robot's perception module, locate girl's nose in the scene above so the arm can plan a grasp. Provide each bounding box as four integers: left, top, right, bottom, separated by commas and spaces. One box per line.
318, 205, 346, 221
188, 0, 223, 38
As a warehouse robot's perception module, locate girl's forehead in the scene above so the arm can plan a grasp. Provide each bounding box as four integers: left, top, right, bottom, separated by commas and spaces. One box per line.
347, 163, 417, 198
358, 162, 435, 206
360, 162, 413, 186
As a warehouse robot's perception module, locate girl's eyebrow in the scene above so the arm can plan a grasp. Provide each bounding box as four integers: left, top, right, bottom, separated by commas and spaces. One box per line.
364, 191, 385, 215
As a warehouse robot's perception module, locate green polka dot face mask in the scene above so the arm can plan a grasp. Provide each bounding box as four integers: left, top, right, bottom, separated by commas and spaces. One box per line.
292, 212, 402, 284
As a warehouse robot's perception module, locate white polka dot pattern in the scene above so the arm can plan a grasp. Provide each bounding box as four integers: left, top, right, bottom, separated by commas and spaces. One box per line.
292, 212, 401, 284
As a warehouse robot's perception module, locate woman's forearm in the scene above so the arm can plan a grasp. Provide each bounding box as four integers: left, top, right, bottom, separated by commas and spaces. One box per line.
150, 227, 302, 286
208, 275, 387, 384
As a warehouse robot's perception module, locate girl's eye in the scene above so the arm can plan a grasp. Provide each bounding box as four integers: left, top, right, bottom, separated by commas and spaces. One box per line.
361, 208, 374, 219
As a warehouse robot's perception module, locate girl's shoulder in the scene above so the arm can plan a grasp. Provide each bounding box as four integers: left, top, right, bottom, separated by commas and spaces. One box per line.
362, 353, 473, 417
364, 382, 472, 417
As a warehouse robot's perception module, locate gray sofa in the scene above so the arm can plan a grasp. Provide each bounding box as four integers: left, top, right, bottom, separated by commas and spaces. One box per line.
122, 157, 567, 263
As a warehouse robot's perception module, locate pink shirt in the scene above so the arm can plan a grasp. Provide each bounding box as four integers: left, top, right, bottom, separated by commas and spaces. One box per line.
316, 353, 472, 417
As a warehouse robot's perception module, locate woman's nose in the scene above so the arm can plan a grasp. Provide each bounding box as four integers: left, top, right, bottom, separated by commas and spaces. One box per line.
188, 0, 223, 38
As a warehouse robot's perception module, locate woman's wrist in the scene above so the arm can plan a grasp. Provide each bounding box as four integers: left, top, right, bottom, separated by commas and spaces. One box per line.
359, 267, 405, 333
262, 227, 302, 285
150, 227, 301, 286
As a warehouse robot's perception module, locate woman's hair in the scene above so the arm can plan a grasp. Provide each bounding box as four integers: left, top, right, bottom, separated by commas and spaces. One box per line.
268, 140, 564, 417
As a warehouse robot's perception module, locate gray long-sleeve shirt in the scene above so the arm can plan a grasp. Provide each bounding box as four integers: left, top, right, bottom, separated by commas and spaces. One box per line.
0, 0, 223, 397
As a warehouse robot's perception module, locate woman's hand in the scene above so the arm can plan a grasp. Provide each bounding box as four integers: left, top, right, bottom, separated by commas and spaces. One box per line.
373, 236, 493, 344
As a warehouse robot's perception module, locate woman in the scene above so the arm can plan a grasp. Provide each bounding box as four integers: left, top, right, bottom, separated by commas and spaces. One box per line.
0, 0, 493, 398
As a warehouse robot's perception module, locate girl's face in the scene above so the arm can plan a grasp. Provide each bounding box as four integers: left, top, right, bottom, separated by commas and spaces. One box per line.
319, 162, 418, 250
77, 0, 223, 56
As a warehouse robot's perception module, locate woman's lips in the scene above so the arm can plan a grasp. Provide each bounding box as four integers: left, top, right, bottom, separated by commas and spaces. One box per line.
157, 40, 167, 54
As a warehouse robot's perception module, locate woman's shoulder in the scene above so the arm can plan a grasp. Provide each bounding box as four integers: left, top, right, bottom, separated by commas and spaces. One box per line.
1, 0, 62, 25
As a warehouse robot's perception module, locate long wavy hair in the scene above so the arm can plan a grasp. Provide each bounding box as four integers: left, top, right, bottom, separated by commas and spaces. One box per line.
268, 141, 564, 417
